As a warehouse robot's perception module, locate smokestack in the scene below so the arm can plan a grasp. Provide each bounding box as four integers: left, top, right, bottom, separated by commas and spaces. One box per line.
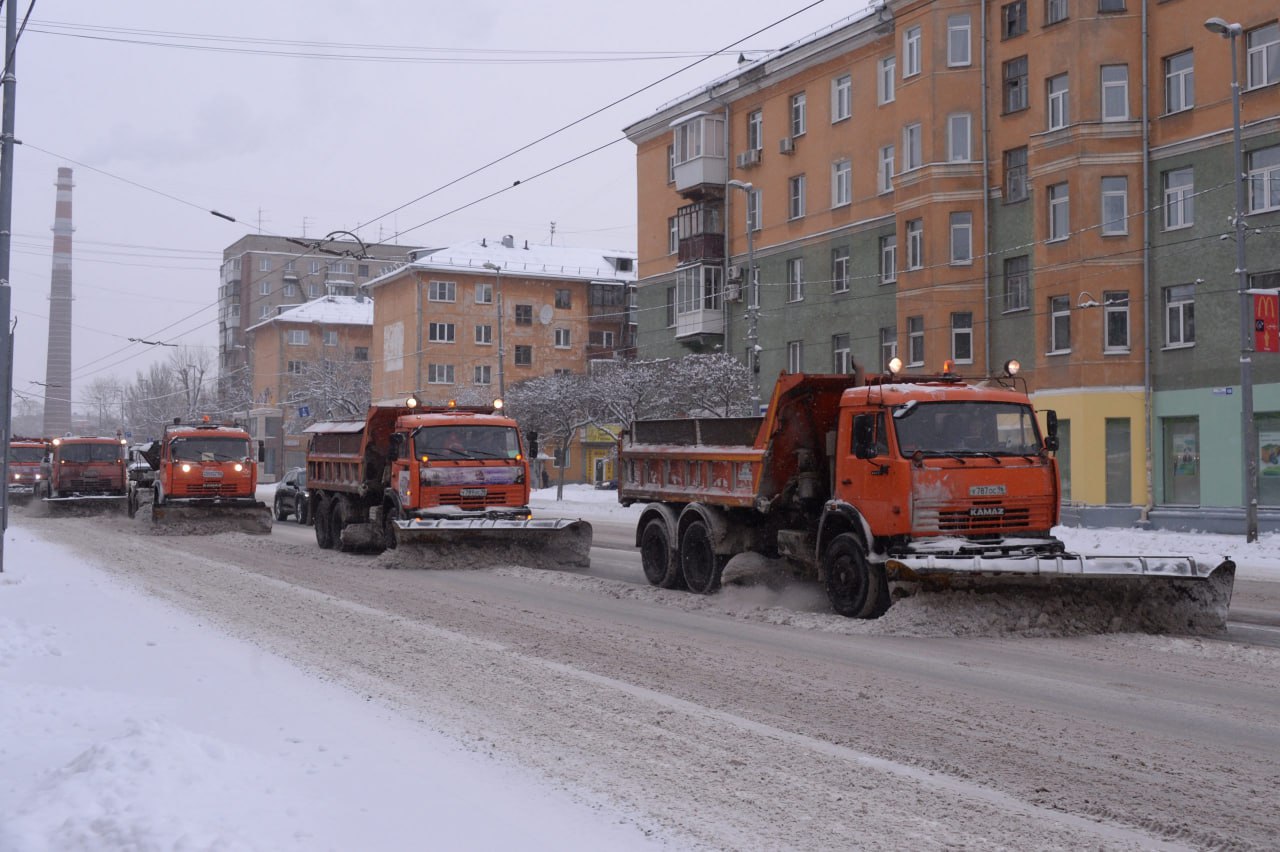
42, 167, 74, 436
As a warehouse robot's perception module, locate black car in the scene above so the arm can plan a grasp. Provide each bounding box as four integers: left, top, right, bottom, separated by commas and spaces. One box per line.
273, 467, 310, 524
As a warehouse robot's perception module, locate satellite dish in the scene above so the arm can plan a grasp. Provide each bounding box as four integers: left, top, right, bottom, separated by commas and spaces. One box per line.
538, 305, 553, 325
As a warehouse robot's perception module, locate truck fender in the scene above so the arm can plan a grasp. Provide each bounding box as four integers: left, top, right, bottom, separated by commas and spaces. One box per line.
677, 503, 741, 556
635, 503, 679, 549
816, 502, 875, 578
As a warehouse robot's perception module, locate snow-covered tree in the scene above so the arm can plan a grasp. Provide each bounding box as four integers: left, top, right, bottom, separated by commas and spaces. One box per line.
667, 353, 755, 417
504, 372, 592, 499
582, 358, 676, 441
283, 356, 373, 433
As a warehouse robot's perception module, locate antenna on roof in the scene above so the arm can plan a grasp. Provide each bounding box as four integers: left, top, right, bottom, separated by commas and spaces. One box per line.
549, 221, 556, 245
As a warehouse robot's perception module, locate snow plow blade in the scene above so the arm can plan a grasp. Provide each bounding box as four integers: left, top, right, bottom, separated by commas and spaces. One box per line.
885, 554, 1236, 632
387, 517, 593, 570
34, 495, 129, 517
148, 500, 273, 535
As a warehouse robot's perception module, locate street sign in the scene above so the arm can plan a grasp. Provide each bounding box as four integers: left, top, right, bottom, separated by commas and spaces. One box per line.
1212, 387, 1234, 396
298, 405, 311, 418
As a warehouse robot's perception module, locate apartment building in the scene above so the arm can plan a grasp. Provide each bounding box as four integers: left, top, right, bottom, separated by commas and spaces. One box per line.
624, 0, 1280, 530
244, 295, 373, 475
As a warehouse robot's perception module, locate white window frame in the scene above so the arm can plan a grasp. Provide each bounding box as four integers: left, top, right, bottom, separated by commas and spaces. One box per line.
1050, 295, 1071, 353
428, 322, 455, 343
1047, 73, 1069, 130
832, 333, 852, 373
832, 159, 851, 207
475, 324, 493, 345
949, 212, 972, 264
786, 257, 804, 302
427, 363, 455, 384
1165, 50, 1194, 114
788, 174, 806, 221
259, 279, 271, 296
878, 56, 896, 104
1247, 22, 1279, 90
832, 248, 850, 294
257, 257, 271, 272
787, 340, 804, 374
1165, 283, 1195, 348
906, 219, 924, 270
1101, 65, 1129, 121
554, 327, 571, 348
746, 188, 762, 232
323, 330, 338, 347
878, 145, 895, 193
287, 329, 309, 346
951, 312, 973, 364
1104, 291, 1130, 352
1164, 167, 1194, 229
668, 216, 678, 255
1101, 176, 1128, 235
1048, 182, 1070, 241
258, 304, 271, 320
947, 113, 971, 161
474, 365, 492, 385
1248, 145, 1280, 214
1003, 255, 1029, 312
880, 327, 898, 370
475, 282, 494, 304
429, 280, 456, 302
880, 234, 897, 284
903, 26, 921, 77
831, 74, 852, 122
907, 315, 924, 366
286, 360, 303, 375
1046, 0, 1068, 24
589, 330, 616, 348
790, 92, 807, 137
903, 123, 922, 171
746, 110, 763, 152
947, 15, 971, 67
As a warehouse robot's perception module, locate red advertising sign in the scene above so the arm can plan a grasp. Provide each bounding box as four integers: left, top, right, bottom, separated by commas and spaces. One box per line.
1255, 294, 1280, 353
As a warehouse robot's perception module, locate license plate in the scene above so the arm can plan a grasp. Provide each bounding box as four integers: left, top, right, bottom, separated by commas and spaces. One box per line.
459, 487, 486, 497
203, 470, 224, 479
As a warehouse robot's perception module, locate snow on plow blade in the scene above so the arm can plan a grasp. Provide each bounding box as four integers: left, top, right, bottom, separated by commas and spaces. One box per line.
149, 500, 273, 535
389, 517, 593, 570
35, 495, 128, 517
886, 554, 1236, 633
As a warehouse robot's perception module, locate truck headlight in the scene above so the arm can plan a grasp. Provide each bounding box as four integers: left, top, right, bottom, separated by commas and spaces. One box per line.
181, 463, 192, 473
233, 463, 243, 472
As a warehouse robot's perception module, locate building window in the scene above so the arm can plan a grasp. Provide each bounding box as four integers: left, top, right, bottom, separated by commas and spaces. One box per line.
1003, 0, 1027, 38
428, 322, 455, 343
1101, 176, 1128, 235
284, 260, 295, 272
1099, 0, 1125, 10
832, 334, 852, 373
951, 312, 973, 363
1164, 167, 1194, 229
1047, 73, 1069, 129
323, 330, 338, 346
880, 234, 897, 283
1004, 147, 1028, 202
515, 304, 533, 325
948, 15, 971, 66
283, 282, 298, 298
878, 56, 896, 104
666, 287, 676, 327
667, 144, 675, 183
259, 279, 271, 296
787, 340, 804, 373
947, 113, 971, 161
1163, 417, 1198, 504
1101, 65, 1129, 121
903, 123, 922, 171
746, 188, 762, 232
287, 329, 309, 346
553, 289, 571, 309
429, 280, 456, 302
949, 212, 972, 264
1004, 255, 1029, 312
309, 261, 322, 274
354, 347, 368, 361
286, 360, 303, 375
1104, 291, 1129, 351
1165, 50, 1194, 113
427, 363, 454, 384
831, 74, 851, 122
514, 345, 533, 366
832, 247, 850, 294
676, 265, 724, 314
475, 282, 493, 304
907, 316, 924, 366
906, 219, 924, 270
880, 326, 898, 369
790, 92, 807, 137
589, 330, 616, 348
1045, 0, 1068, 25
1105, 418, 1131, 504
832, 159, 851, 207
668, 216, 679, 255
1248, 145, 1280, 213
747, 110, 762, 151
786, 257, 804, 302
903, 26, 921, 77
1247, 22, 1279, 90
475, 324, 493, 345
1048, 182, 1070, 241
1050, 295, 1071, 353
358, 264, 369, 278
259, 304, 270, 320
788, 174, 806, 220
1165, 283, 1195, 347
878, 145, 894, 193
474, 365, 492, 385
309, 283, 323, 298
554, 328, 571, 348
1003, 56, 1028, 113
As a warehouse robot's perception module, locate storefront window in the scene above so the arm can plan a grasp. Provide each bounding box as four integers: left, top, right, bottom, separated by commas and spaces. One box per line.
1105, 418, 1131, 504
1056, 419, 1071, 502
1163, 417, 1199, 505
1256, 413, 1280, 506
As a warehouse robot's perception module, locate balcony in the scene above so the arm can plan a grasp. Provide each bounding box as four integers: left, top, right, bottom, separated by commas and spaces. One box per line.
671, 112, 727, 196
675, 308, 724, 339
676, 200, 725, 264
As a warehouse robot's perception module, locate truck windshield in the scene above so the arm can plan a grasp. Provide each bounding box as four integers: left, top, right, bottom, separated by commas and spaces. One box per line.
893, 401, 1042, 456
412, 425, 521, 460
8, 446, 44, 463
170, 437, 251, 462
57, 443, 123, 463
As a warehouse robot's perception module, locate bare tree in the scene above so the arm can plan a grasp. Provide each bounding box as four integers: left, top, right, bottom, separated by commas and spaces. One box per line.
168, 346, 212, 421
83, 376, 123, 435
283, 356, 373, 434
126, 362, 181, 441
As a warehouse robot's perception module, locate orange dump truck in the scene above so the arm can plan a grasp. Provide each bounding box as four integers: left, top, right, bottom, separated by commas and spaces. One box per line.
619, 368, 1234, 624
7, 437, 49, 505
139, 419, 271, 533
34, 435, 129, 514
305, 398, 591, 565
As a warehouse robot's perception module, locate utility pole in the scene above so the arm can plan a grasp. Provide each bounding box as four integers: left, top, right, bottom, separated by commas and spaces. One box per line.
483, 262, 506, 397
0, 0, 19, 570
727, 180, 760, 412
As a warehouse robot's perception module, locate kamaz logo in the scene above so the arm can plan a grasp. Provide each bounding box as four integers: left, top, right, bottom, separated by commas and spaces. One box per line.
970, 485, 1007, 496
970, 506, 1005, 517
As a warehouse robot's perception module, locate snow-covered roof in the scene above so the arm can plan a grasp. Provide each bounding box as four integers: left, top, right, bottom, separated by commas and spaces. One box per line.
366, 237, 636, 290
245, 295, 373, 333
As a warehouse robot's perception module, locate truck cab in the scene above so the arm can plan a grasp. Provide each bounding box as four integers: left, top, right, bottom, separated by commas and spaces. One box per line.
7, 438, 49, 502
149, 420, 259, 506
40, 436, 128, 498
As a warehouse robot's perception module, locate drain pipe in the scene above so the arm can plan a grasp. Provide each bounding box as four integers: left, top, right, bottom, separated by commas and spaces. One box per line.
1140, 0, 1155, 526
980, 0, 992, 373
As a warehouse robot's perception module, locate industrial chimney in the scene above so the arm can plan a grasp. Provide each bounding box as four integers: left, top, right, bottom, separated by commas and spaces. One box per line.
42, 167, 74, 436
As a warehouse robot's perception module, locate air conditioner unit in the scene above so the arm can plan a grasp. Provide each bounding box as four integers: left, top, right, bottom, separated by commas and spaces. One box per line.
779, 137, 795, 154
727, 265, 743, 281
735, 149, 761, 168
725, 282, 742, 302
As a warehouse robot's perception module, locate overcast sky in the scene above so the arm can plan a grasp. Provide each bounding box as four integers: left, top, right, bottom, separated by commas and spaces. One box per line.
4, 0, 872, 418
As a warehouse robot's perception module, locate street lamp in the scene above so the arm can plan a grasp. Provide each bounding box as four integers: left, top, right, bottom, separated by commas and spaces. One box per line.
482, 261, 506, 398
726, 179, 760, 411
1204, 17, 1257, 542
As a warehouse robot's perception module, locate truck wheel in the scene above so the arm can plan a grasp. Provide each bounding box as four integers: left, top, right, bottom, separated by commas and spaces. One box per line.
127, 487, 138, 519
331, 498, 351, 552
314, 494, 334, 549
823, 533, 890, 619
640, 519, 679, 588
680, 520, 724, 595
380, 502, 401, 551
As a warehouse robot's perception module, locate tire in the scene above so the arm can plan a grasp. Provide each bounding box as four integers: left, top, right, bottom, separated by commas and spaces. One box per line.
127, 486, 138, 519
331, 497, 351, 552
295, 495, 308, 525
823, 533, 890, 619
680, 519, 725, 595
274, 496, 289, 522
314, 494, 334, 549
380, 501, 401, 551
640, 519, 679, 588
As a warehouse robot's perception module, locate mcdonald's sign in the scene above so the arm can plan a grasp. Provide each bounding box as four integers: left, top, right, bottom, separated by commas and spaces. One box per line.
1255, 293, 1280, 353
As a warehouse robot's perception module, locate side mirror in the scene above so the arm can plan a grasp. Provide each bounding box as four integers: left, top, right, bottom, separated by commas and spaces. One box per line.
389, 432, 404, 461
1043, 410, 1060, 452
527, 431, 539, 458
852, 414, 876, 460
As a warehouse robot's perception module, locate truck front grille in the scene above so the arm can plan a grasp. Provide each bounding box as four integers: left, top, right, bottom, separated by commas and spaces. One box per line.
914, 499, 1051, 535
